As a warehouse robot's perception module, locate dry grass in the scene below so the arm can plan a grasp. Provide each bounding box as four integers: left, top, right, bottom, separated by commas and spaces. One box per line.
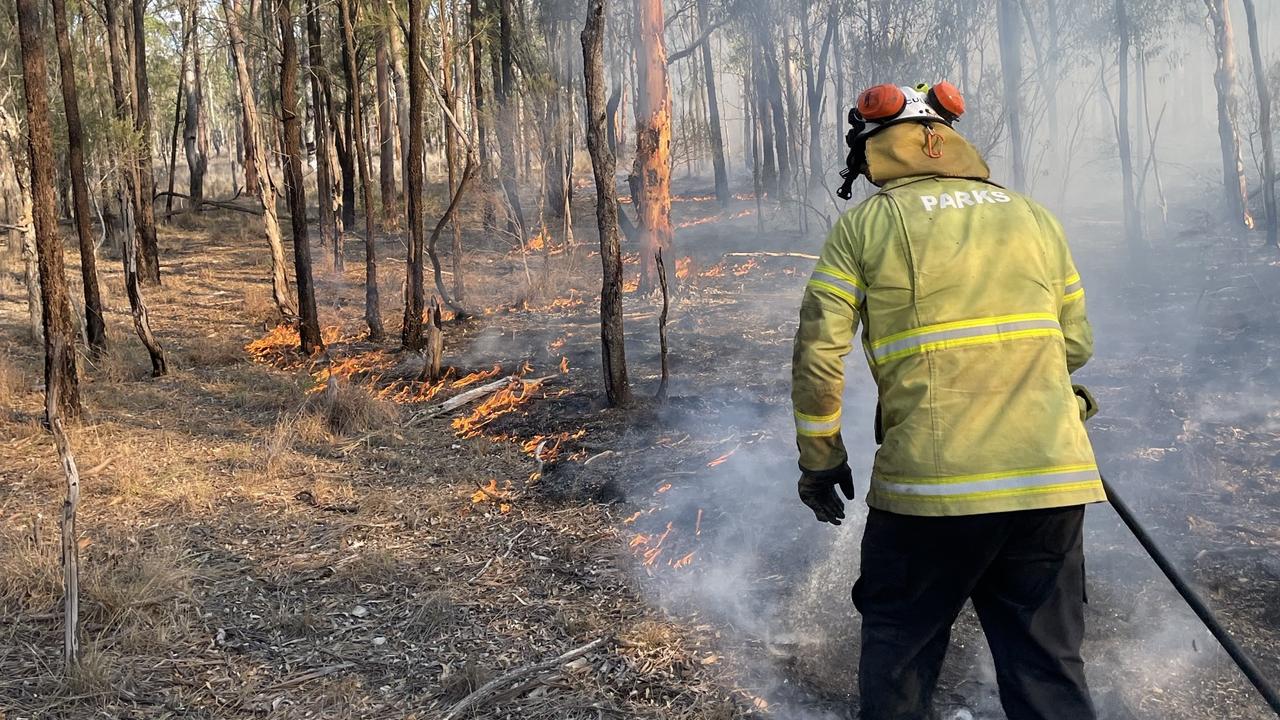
307, 378, 398, 437
180, 334, 246, 368
242, 286, 281, 327
0, 348, 29, 406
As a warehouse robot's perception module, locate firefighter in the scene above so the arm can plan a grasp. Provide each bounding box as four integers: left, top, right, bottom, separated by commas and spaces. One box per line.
791, 82, 1104, 720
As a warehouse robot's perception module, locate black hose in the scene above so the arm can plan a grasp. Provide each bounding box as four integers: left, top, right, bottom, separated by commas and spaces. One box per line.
1102, 476, 1280, 716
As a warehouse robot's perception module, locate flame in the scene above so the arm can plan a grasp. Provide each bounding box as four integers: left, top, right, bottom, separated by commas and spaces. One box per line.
671, 552, 695, 569
451, 363, 503, 389
732, 258, 759, 276
559, 356, 570, 374
471, 478, 504, 503
699, 265, 725, 278
548, 336, 567, 353
246, 324, 348, 366
674, 208, 755, 230
1245, 211, 1256, 230
675, 256, 693, 280
623, 277, 639, 292
707, 447, 738, 467
451, 378, 541, 438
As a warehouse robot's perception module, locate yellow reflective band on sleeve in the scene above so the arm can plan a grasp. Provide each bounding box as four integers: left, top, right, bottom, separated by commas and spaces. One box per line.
807, 264, 866, 308
868, 312, 1062, 365
1064, 273, 1084, 303
795, 409, 842, 437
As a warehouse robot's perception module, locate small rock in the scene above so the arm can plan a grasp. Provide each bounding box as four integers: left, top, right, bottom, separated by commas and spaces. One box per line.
351, 605, 369, 618
372, 636, 386, 646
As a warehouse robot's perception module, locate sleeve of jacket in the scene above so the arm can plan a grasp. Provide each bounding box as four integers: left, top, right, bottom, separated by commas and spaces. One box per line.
1032, 203, 1093, 373
792, 214, 865, 472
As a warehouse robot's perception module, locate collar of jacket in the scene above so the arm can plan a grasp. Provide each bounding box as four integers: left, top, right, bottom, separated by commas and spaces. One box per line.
864, 122, 991, 187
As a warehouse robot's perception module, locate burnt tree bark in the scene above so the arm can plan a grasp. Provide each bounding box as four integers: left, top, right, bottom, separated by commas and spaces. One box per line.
376, 32, 398, 223
306, 0, 341, 270
131, 0, 161, 284
183, 15, 207, 211
224, 0, 296, 317
492, 0, 526, 239
52, 0, 108, 357
582, 0, 630, 406
694, 0, 728, 207
633, 0, 673, 292
1203, 0, 1250, 228
278, 0, 324, 354
1115, 0, 1144, 258
997, 0, 1026, 190
803, 3, 836, 197
338, 0, 384, 341
106, 0, 168, 375
1242, 0, 1276, 246
403, 0, 427, 350
17, 0, 81, 417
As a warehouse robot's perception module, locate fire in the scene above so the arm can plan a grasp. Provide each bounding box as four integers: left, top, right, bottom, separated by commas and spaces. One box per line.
559, 356, 570, 374
699, 265, 725, 278
311, 349, 394, 392
707, 447, 739, 467
623, 277, 639, 292
548, 336, 567, 354
672, 193, 716, 203
732, 258, 759, 276
1244, 211, 1256, 230
671, 552, 695, 569
451, 378, 542, 439
246, 324, 347, 365
451, 363, 503, 389
675, 256, 693, 280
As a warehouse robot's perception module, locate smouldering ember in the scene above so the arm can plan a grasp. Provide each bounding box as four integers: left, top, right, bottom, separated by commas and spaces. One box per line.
675, 256, 693, 280
559, 356, 570, 374
707, 445, 740, 467
674, 207, 755, 230
732, 258, 760, 276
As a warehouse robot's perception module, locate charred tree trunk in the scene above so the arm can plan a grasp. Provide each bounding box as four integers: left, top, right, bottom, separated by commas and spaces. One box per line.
582, 0, 630, 406
278, 0, 324, 354
338, 0, 384, 340
1242, 0, 1276, 246
52, 0, 108, 357
131, 0, 161, 284
224, 0, 296, 317
376, 34, 397, 223
997, 0, 1026, 190
306, 0, 341, 270
493, 0, 526, 239
17, 0, 81, 418
107, 0, 168, 375
1204, 0, 1250, 228
1115, 0, 1144, 258
694, 0, 728, 206
403, 0, 427, 350
338, 101, 357, 229
183, 18, 207, 211
469, 0, 492, 179
633, 0, 673, 291
804, 4, 836, 198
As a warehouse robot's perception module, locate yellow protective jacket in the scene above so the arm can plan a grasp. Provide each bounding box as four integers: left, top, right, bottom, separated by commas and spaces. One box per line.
792, 122, 1105, 517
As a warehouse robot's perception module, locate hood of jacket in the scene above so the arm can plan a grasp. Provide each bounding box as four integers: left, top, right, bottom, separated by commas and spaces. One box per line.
864, 122, 990, 187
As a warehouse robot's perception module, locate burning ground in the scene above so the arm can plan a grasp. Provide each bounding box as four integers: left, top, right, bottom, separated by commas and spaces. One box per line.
1, 183, 1279, 719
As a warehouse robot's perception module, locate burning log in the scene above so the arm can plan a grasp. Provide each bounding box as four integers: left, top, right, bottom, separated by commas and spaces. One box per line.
722, 251, 818, 260
418, 298, 444, 383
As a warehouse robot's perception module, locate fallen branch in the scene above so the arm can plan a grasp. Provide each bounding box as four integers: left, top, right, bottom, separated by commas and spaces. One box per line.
154, 190, 259, 217
47, 378, 81, 673
408, 374, 557, 425
441, 636, 613, 720
722, 251, 818, 260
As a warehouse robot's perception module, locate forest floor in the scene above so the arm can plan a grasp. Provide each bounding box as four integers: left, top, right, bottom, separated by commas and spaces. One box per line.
0, 175, 1278, 720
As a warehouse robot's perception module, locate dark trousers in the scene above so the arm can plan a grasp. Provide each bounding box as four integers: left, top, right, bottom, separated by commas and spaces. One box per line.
853, 506, 1096, 720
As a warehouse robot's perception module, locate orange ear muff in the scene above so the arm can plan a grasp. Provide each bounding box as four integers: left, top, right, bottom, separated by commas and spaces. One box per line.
928, 81, 965, 121
857, 84, 907, 121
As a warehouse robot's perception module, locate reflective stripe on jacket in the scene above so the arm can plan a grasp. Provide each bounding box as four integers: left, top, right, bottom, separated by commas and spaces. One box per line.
791, 123, 1103, 517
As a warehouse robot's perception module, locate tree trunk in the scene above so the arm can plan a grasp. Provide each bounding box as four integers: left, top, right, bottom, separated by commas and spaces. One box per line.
338, 0, 385, 341
633, 0, 673, 291
52, 0, 108, 357
277, 0, 324, 354
997, 0, 1026, 190
1115, 0, 1144, 259
1204, 0, 1250, 228
165, 0, 193, 218
1242, 0, 1276, 245
376, 35, 397, 223
694, 0, 728, 206
469, 0, 491, 179
306, 0, 341, 271
582, 0, 631, 406
493, 0, 526, 239
804, 4, 836, 198
403, 0, 427, 350
131, 0, 162, 284
224, 0, 297, 317
17, 0, 81, 418
338, 101, 357, 229
387, 6, 411, 210
106, 0, 168, 376
183, 14, 207, 212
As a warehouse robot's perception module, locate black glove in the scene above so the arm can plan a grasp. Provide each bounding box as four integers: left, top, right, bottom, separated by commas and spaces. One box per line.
1073, 384, 1099, 422
798, 463, 855, 525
